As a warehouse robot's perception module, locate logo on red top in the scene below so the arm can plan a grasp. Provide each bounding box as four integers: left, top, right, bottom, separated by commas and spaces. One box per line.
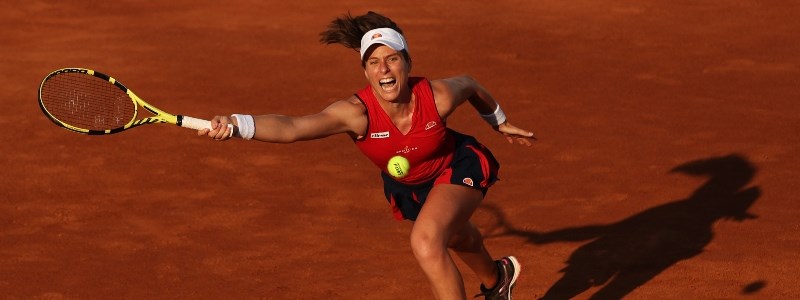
425, 121, 437, 130
370, 131, 390, 139
396, 145, 418, 154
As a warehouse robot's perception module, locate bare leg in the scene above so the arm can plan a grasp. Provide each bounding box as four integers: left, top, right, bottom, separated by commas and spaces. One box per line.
449, 221, 499, 289
410, 184, 487, 300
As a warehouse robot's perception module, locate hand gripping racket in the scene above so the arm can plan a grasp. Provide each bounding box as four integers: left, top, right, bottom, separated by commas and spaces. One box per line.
38, 68, 231, 136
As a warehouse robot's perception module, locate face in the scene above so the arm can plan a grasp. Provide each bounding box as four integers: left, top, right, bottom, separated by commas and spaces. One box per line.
363, 45, 411, 103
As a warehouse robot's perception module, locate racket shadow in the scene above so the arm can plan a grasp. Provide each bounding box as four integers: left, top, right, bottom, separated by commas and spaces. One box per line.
477, 154, 762, 300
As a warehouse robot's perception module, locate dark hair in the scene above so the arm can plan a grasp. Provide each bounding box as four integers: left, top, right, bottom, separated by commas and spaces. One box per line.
319, 11, 411, 68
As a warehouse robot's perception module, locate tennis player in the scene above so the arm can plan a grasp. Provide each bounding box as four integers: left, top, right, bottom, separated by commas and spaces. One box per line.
198, 11, 536, 300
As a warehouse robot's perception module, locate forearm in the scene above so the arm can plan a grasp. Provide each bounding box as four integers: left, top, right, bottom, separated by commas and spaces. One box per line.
465, 80, 507, 126
256, 114, 311, 143
466, 81, 499, 116
240, 114, 300, 143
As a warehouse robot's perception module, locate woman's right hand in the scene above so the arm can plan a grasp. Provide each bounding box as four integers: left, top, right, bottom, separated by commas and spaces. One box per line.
197, 115, 238, 141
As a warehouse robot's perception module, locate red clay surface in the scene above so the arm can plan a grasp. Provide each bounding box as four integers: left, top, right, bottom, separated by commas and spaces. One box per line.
2, 1, 799, 299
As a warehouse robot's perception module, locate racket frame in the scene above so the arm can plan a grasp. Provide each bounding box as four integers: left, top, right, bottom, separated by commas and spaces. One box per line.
38, 68, 222, 135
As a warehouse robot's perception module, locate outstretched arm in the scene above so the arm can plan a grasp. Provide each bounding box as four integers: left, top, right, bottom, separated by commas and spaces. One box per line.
198, 96, 367, 143
431, 75, 536, 145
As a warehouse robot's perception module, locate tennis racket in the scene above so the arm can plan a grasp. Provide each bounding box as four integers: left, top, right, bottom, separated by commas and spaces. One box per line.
38, 68, 231, 136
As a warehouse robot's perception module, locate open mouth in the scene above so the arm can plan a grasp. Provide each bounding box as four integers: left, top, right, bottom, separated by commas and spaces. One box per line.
379, 78, 397, 91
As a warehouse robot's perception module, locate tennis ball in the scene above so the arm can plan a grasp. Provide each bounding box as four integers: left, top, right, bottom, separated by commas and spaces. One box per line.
387, 155, 411, 179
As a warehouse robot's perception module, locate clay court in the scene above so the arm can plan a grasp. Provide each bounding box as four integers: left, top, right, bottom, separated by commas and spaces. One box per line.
2, 1, 799, 299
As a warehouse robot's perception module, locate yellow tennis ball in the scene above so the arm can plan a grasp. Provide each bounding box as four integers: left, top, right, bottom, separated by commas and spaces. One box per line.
387, 155, 411, 178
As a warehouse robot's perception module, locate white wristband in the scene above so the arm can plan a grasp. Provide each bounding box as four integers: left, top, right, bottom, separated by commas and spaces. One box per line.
480, 105, 507, 126
231, 114, 255, 140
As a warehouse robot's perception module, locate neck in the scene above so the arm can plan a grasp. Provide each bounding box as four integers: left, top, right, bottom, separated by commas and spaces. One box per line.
379, 92, 414, 117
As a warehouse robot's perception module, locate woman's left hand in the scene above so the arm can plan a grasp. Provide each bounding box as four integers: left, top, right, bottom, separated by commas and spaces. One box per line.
496, 122, 537, 146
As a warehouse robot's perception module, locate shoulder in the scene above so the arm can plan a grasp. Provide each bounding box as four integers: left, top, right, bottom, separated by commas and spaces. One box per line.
429, 75, 477, 118
431, 75, 475, 91
431, 75, 476, 97
430, 78, 452, 100
430, 76, 469, 103
322, 96, 368, 138
324, 95, 366, 117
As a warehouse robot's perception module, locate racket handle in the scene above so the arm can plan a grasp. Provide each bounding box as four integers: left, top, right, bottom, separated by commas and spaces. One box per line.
180, 115, 234, 138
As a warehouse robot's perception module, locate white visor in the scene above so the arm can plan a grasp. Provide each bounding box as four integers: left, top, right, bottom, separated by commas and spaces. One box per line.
359, 28, 408, 60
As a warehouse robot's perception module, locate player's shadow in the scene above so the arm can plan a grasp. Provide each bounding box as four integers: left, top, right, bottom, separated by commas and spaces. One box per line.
481, 154, 761, 299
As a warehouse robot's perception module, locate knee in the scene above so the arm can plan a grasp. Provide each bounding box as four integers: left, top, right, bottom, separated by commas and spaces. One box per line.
409, 229, 447, 262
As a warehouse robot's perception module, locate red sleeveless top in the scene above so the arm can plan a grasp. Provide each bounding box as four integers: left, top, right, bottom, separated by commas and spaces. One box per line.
354, 77, 455, 184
